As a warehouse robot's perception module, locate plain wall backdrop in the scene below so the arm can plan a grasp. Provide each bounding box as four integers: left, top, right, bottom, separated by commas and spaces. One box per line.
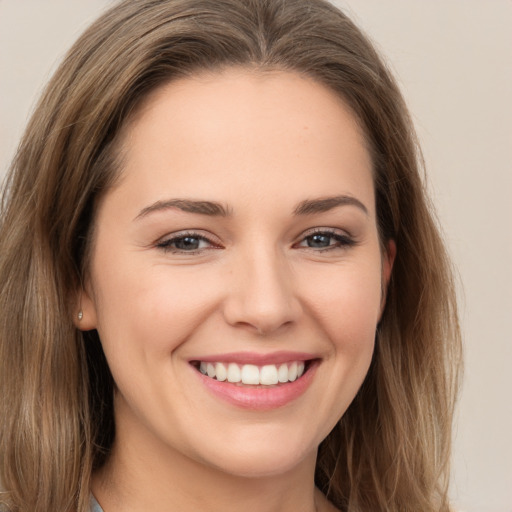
0, 1, 511, 511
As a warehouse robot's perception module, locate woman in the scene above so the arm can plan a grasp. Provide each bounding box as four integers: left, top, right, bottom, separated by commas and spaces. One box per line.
0, 0, 462, 511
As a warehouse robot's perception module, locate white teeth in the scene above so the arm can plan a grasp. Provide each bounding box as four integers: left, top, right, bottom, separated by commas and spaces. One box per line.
260, 365, 278, 385
198, 360, 309, 385
277, 363, 289, 383
288, 362, 298, 381
227, 363, 241, 383
206, 363, 216, 378
241, 364, 260, 385
215, 362, 227, 381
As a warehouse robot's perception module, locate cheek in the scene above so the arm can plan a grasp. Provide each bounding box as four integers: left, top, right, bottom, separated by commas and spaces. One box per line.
91, 259, 222, 359
290, 258, 382, 436
300, 259, 383, 352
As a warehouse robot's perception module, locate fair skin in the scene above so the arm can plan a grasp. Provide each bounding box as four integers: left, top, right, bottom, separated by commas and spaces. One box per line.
79, 68, 394, 512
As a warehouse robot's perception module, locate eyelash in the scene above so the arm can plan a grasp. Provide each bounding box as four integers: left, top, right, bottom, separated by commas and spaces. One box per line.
155, 231, 217, 254
155, 228, 356, 254
297, 228, 357, 252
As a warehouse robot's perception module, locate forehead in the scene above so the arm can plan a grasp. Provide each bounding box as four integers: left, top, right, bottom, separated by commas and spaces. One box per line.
111, 68, 374, 216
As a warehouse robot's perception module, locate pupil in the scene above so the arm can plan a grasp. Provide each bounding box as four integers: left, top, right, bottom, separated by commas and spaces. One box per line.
176, 237, 199, 250
308, 234, 331, 248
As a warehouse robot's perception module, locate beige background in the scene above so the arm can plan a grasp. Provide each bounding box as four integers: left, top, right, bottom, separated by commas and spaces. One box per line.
1, 1, 511, 511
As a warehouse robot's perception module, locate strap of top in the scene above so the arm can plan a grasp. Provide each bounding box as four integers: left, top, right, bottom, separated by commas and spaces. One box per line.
90, 494, 104, 512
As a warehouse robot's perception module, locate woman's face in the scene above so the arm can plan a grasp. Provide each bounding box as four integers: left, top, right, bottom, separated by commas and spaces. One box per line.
80, 69, 393, 478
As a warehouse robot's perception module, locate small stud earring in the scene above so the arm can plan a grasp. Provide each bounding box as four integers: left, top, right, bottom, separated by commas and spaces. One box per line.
77, 310, 83, 321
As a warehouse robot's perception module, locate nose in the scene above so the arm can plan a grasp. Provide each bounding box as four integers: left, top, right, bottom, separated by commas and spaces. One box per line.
222, 246, 302, 336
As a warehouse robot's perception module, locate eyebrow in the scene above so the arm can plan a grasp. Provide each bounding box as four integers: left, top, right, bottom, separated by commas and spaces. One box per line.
135, 194, 368, 221
134, 199, 231, 220
293, 195, 368, 216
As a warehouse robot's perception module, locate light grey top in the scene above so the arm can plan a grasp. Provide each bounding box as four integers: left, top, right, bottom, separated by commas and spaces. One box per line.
90, 494, 104, 512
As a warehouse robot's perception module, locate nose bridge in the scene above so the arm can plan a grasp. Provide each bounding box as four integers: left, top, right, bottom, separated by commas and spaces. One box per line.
223, 241, 300, 334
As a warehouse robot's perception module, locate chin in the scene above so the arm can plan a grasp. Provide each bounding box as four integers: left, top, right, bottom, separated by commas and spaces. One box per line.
185, 422, 325, 479
208, 447, 315, 479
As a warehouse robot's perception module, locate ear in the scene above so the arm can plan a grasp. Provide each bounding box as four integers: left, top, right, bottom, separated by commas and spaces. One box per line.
379, 239, 396, 319
73, 283, 98, 331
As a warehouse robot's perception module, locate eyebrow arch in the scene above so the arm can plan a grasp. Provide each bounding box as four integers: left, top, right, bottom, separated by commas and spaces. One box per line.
134, 198, 231, 220
293, 195, 368, 216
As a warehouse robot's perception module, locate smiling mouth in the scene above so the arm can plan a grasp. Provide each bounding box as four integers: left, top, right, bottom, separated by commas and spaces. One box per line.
190, 360, 316, 387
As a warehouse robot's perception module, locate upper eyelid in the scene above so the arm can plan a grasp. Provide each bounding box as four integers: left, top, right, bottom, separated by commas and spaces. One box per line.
156, 227, 352, 239
157, 230, 220, 244
298, 226, 353, 239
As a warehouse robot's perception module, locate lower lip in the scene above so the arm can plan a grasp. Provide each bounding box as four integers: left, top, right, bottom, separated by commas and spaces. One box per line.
193, 362, 319, 410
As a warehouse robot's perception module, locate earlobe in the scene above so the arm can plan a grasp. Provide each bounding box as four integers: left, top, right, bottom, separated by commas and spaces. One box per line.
73, 286, 98, 331
379, 239, 396, 319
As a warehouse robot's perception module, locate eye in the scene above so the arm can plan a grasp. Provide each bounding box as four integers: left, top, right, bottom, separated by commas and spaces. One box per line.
296, 229, 356, 251
156, 232, 217, 253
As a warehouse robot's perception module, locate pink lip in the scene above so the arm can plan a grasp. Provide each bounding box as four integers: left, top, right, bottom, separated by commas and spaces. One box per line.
188, 351, 315, 366
191, 358, 320, 411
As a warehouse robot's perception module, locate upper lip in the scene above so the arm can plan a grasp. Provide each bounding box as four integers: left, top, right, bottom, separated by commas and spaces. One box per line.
188, 351, 318, 366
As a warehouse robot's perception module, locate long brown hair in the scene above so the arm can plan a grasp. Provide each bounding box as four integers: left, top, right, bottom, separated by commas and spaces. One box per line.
0, 1, 462, 510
